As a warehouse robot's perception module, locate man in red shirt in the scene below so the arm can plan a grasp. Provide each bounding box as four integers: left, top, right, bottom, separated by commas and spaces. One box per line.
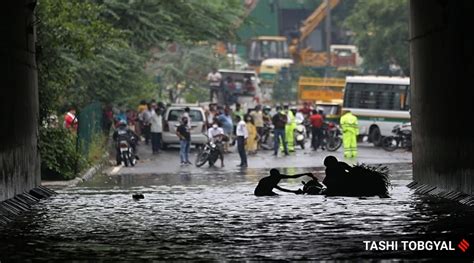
299, 102, 312, 118
309, 109, 324, 150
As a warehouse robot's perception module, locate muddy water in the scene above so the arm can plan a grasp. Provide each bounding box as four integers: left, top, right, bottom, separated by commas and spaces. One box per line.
1, 164, 473, 261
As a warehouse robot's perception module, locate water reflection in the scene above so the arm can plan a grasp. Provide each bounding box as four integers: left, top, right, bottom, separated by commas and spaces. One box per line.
1, 164, 473, 261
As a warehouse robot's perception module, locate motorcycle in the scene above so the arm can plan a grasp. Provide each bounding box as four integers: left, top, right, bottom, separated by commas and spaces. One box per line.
381, 123, 412, 151
294, 120, 307, 149
302, 118, 312, 138
195, 135, 225, 167
301, 178, 326, 195
322, 122, 343, 152
259, 123, 274, 150
118, 137, 137, 167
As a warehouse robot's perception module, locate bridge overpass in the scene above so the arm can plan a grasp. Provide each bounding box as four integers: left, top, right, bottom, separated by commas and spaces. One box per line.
1, 0, 473, 202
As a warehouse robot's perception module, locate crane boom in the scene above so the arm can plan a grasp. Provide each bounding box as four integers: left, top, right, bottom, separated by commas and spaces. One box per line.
299, 0, 340, 42
289, 0, 341, 67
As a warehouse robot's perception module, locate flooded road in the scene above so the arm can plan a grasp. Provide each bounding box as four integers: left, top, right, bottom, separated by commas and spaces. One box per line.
1, 164, 473, 261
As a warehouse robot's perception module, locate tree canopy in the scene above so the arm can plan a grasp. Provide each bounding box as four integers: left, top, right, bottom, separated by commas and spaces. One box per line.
148, 44, 230, 103
344, 0, 409, 75
100, 0, 244, 48
36, 0, 246, 121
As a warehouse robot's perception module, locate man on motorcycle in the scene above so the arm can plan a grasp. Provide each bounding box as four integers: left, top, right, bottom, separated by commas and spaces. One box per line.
262, 105, 272, 124
207, 123, 226, 167
112, 120, 139, 166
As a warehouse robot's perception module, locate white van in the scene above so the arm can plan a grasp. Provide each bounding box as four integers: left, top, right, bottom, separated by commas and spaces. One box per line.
161, 105, 207, 149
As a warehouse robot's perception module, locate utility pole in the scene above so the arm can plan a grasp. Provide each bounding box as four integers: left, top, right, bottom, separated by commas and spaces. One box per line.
232, 44, 236, 70
325, 0, 332, 68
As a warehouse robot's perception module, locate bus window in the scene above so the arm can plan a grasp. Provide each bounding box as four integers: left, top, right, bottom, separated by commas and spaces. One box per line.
270, 41, 278, 57
249, 41, 260, 62
344, 83, 409, 111
404, 86, 411, 110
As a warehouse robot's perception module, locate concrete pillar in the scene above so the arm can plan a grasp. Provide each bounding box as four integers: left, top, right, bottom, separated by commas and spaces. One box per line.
0, 1, 40, 201
410, 0, 474, 195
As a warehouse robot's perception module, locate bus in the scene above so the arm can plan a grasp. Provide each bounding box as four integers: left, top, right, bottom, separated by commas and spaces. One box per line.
342, 76, 410, 145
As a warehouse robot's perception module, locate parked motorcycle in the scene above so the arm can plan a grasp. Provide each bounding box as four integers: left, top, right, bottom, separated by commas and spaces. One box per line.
118, 138, 137, 167
294, 120, 307, 149
382, 123, 412, 151
322, 122, 343, 152
303, 118, 312, 138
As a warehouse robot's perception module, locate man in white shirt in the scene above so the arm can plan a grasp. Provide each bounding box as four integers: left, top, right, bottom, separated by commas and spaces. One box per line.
180, 107, 192, 129
207, 123, 226, 167
150, 103, 163, 154
207, 68, 222, 102
142, 105, 152, 145
235, 115, 248, 167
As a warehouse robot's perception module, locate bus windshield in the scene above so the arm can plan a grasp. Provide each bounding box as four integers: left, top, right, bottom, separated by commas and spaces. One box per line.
343, 83, 410, 111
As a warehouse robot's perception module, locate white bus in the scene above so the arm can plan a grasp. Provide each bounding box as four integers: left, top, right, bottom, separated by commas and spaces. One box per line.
342, 76, 410, 145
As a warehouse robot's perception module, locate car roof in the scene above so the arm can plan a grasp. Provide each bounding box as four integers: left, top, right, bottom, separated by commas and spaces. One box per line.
346, 75, 409, 85
166, 106, 204, 111
218, 69, 257, 75
168, 104, 202, 109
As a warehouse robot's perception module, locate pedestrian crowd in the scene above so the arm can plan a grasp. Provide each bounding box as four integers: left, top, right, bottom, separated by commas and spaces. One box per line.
95, 96, 358, 168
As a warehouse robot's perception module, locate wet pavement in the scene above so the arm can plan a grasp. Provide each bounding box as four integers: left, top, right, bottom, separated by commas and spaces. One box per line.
107, 141, 413, 175
1, 145, 473, 261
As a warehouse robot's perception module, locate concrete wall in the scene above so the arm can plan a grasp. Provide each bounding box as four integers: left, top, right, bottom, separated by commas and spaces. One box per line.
410, 0, 474, 195
0, 1, 40, 201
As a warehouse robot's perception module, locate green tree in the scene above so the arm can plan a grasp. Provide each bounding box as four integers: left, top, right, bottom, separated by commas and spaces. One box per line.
35, 0, 249, 179
344, 0, 409, 75
100, 0, 245, 48
36, 0, 122, 120
148, 44, 229, 103
37, 0, 248, 118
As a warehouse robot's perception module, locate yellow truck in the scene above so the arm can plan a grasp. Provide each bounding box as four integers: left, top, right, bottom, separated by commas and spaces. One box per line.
298, 77, 344, 102
298, 77, 344, 122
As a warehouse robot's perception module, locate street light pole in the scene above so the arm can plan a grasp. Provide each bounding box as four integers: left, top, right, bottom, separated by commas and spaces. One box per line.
325, 0, 332, 67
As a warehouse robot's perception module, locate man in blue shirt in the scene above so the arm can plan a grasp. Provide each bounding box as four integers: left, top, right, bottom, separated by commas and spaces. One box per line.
217, 107, 233, 152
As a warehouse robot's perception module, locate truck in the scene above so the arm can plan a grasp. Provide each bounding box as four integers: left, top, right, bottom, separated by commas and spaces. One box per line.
297, 76, 344, 121
217, 69, 261, 109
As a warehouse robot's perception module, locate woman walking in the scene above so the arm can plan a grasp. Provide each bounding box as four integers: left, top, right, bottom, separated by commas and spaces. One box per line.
245, 115, 258, 154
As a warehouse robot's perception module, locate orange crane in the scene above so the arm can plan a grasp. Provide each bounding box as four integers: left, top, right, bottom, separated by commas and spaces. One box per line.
289, 0, 340, 67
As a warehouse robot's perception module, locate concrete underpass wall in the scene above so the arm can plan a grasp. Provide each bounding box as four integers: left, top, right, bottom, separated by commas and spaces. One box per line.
0, 1, 40, 201
410, 0, 474, 195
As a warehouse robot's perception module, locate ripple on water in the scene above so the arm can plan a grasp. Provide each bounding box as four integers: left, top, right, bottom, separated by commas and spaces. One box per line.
1, 167, 474, 260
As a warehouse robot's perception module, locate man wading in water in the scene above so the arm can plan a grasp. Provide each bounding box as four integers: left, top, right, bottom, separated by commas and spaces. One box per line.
254, 157, 390, 197
322, 155, 390, 197
254, 169, 315, 196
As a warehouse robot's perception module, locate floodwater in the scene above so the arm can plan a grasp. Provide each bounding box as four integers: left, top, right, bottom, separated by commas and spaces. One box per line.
1, 164, 473, 261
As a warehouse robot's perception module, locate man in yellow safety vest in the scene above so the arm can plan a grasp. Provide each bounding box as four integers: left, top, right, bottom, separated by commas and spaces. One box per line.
280, 104, 296, 152
340, 110, 359, 158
